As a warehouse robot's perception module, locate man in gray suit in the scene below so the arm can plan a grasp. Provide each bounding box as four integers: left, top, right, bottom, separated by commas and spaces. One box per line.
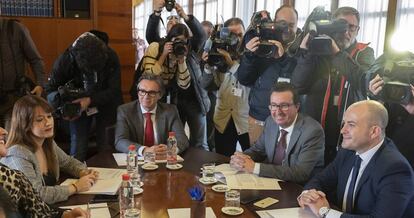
230, 82, 324, 184
115, 73, 189, 155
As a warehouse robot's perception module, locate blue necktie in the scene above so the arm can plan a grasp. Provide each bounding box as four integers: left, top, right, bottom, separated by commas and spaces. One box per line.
345, 155, 362, 213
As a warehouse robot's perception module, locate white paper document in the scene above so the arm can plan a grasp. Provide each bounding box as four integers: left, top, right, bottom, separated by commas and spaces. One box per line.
60, 168, 125, 195
112, 153, 184, 166
215, 164, 238, 176
225, 173, 281, 190
256, 207, 317, 218
60, 203, 111, 218
168, 207, 216, 218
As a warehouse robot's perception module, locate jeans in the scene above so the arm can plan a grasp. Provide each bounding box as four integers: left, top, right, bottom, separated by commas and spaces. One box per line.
177, 99, 208, 150
69, 111, 114, 161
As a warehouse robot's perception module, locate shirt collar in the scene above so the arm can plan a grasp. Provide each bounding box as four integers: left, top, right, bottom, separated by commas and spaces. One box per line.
140, 104, 157, 114
279, 114, 298, 133
357, 138, 384, 163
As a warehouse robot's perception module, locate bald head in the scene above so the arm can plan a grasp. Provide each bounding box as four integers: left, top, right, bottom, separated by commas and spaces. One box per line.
349, 100, 388, 133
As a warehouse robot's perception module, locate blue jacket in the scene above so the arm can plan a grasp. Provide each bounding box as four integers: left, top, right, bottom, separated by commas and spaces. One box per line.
236, 52, 297, 121
304, 138, 414, 218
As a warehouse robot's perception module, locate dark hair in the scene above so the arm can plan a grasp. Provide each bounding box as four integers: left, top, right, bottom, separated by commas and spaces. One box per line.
333, 6, 360, 24
166, 23, 190, 42
275, 5, 298, 20
201, 20, 213, 29
137, 73, 165, 96
71, 33, 108, 73
224, 17, 245, 30
271, 82, 300, 105
89, 29, 109, 45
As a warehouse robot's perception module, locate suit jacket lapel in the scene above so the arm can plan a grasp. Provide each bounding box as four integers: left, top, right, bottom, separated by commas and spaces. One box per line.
155, 104, 165, 144
267, 121, 279, 163
338, 151, 355, 206
135, 102, 144, 143
354, 141, 386, 198
286, 114, 303, 158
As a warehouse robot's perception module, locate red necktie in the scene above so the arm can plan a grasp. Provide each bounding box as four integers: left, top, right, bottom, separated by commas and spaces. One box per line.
144, 112, 154, 147
273, 129, 288, 165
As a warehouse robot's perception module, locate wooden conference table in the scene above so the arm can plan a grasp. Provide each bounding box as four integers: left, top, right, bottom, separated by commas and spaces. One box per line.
59, 147, 303, 217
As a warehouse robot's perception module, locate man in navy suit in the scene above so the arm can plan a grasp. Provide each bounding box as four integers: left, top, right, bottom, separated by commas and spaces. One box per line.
298, 100, 414, 218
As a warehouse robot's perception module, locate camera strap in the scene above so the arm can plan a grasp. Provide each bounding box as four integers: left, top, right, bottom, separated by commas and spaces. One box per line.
320, 42, 369, 129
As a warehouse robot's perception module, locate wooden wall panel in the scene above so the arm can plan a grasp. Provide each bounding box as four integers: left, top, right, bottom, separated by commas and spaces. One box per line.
95, 0, 135, 102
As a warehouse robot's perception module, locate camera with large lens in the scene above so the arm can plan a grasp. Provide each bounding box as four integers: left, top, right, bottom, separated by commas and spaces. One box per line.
57, 81, 87, 118
172, 39, 187, 56
245, 11, 289, 58
368, 52, 414, 105
165, 0, 175, 12
204, 25, 239, 72
307, 19, 348, 55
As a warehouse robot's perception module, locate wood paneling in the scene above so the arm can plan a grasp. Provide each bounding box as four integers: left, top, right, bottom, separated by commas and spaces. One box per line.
95, 0, 134, 102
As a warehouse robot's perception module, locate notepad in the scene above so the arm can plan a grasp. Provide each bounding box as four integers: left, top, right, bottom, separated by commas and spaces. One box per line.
168, 207, 216, 218
112, 153, 184, 166
60, 168, 125, 195
60, 203, 111, 218
256, 207, 317, 218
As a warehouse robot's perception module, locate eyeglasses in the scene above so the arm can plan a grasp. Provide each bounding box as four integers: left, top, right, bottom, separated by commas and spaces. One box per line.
347, 23, 360, 33
268, 103, 294, 111
138, 89, 160, 97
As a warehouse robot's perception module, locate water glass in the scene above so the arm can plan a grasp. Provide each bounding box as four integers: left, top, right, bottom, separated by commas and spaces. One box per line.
144, 151, 156, 165
202, 163, 215, 182
225, 190, 240, 208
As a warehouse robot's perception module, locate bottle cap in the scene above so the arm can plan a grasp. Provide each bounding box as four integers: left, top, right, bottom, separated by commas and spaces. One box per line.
128, 144, 136, 151
168, 132, 175, 137
122, 173, 130, 180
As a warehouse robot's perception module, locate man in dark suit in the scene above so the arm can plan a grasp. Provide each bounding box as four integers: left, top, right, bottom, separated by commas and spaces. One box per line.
298, 100, 414, 218
115, 73, 189, 155
230, 82, 325, 184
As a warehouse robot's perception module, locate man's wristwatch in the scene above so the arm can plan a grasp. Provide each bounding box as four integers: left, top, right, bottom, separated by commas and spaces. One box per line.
319, 207, 331, 218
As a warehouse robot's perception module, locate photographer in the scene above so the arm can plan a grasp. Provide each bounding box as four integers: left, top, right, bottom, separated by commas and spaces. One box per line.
291, 7, 375, 164
141, 23, 210, 150
236, 5, 299, 145
201, 18, 250, 156
0, 18, 46, 129
146, 0, 205, 53
367, 53, 414, 168
46, 31, 122, 161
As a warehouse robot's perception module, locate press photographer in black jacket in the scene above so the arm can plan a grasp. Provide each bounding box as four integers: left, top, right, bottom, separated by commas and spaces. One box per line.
46, 31, 122, 161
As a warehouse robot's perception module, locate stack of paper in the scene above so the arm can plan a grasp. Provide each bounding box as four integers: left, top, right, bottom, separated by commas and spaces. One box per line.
112, 153, 184, 166
215, 164, 282, 190
60, 203, 111, 218
256, 207, 317, 218
60, 167, 125, 195
168, 207, 216, 218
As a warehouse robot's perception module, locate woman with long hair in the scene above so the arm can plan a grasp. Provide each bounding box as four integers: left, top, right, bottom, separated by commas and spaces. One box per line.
0, 127, 88, 217
141, 23, 191, 92
0, 95, 98, 204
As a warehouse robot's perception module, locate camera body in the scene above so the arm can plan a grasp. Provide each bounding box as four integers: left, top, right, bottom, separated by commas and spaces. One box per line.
245, 16, 289, 58
308, 19, 348, 55
172, 40, 187, 56
381, 60, 414, 105
205, 26, 239, 72
57, 81, 87, 118
165, 0, 175, 12
368, 52, 414, 105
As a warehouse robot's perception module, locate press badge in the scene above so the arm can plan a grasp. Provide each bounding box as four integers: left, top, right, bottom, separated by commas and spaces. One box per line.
86, 107, 99, 116
232, 87, 243, 97
277, 77, 290, 83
